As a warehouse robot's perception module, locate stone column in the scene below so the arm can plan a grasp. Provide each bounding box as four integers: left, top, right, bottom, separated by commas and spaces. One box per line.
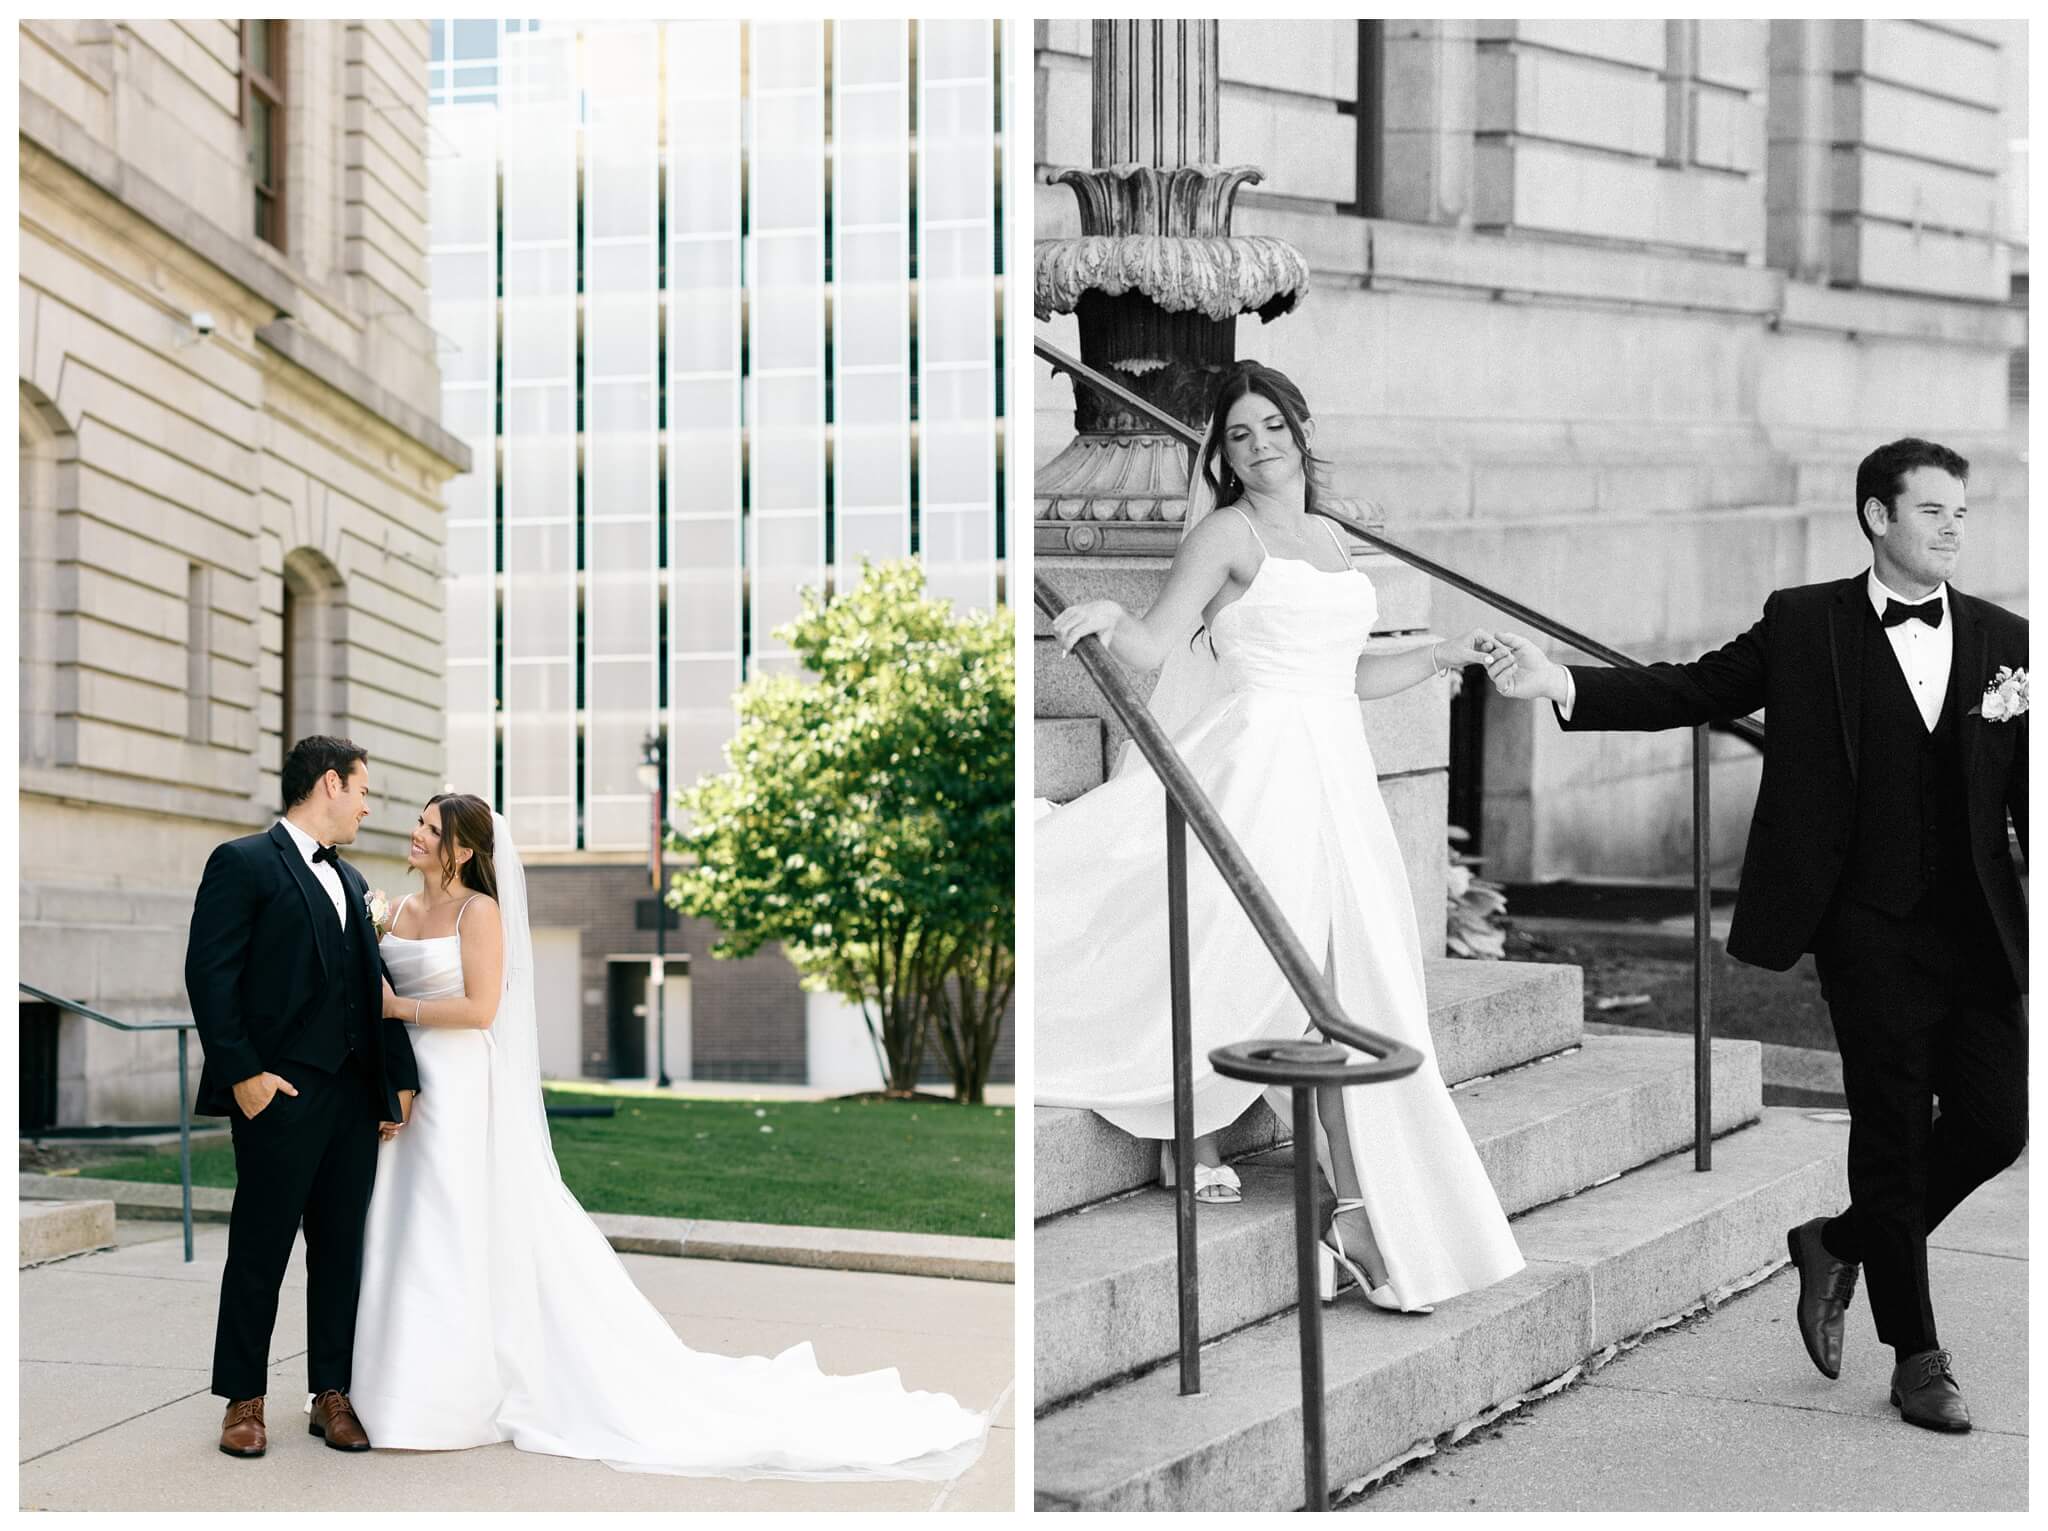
1377, 19, 1476, 228
1092, 20, 1219, 169
1764, 19, 1836, 282
1034, 23, 1306, 552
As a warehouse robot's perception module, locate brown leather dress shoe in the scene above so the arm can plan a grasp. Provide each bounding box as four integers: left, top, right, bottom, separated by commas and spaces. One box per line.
1786, 1216, 1858, 1380
308, 1390, 372, 1451
1891, 1348, 1972, 1433
219, 1397, 266, 1458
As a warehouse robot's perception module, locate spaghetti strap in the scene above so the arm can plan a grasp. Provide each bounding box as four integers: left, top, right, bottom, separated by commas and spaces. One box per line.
1319, 515, 1350, 566
392, 892, 413, 934
455, 894, 480, 932
1227, 504, 1269, 555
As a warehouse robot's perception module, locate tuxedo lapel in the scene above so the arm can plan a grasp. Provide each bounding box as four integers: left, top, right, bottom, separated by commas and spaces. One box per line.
1826, 578, 1865, 784
269, 821, 334, 979
337, 859, 380, 988
1945, 587, 1990, 804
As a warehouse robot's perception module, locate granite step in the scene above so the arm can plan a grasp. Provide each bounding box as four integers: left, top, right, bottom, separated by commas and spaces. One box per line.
1034, 958, 1584, 1220
1033, 1107, 1850, 1511
1034, 1032, 1762, 1410
19, 1199, 116, 1267
1035, 714, 1106, 803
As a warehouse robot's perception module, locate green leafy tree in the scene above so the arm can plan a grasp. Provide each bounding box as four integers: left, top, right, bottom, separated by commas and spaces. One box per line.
666, 560, 1015, 1101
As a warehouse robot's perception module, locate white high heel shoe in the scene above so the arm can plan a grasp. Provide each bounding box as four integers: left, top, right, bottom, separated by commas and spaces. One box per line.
1158, 1142, 1242, 1204
1318, 1198, 1434, 1314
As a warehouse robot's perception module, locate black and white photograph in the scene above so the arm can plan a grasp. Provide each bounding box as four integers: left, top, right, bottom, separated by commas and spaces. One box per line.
18, 16, 1016, 1511
1031, 18, 2027, 1513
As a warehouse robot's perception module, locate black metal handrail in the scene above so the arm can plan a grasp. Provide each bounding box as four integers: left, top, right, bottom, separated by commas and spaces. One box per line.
1038, 577, 1422, 1511
19, 983, 197, 1263
1037, 337, 1768, 759
1039, 335, 1766, 1175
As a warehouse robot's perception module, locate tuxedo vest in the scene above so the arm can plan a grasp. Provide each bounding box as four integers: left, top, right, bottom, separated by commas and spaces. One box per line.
1838, 607, 1976, 919
279, 889, 373, 1073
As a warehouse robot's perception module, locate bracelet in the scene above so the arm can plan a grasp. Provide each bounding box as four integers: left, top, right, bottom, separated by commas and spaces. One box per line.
1430, 641, 1448, 678
414, 998, 421, 1024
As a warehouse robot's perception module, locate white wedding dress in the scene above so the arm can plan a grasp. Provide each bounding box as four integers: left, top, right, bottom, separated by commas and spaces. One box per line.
1037, 511, 1523, 1309
350, 817, 986, 1480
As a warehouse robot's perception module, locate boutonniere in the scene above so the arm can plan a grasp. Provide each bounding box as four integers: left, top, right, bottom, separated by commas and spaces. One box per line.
366, 888, 392, 935
1968, 666, 2028, 723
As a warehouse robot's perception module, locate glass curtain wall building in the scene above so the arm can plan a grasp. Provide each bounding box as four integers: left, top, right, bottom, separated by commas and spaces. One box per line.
427, 18, 1008, 1084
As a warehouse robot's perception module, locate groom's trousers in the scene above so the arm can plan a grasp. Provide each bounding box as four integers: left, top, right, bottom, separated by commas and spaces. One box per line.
1810, 895, 2027, 1355
211, 1057, 379, 1400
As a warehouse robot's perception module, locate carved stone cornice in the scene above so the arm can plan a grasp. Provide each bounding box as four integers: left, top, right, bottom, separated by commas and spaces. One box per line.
1034, 165, 1309, 324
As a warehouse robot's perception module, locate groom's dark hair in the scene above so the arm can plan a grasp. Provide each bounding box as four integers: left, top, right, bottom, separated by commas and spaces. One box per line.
282, 735, 370, 809
1855, 438, 1968, 542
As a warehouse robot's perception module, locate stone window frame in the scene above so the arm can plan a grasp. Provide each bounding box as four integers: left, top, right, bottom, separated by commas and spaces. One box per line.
18, 383, 75, 770
241, 20, 288, 250
280, 547, 347, 769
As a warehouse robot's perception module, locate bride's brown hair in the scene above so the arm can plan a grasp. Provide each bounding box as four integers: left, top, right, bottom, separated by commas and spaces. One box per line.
1198, 361, 1332, 515
424, 793, 498, 901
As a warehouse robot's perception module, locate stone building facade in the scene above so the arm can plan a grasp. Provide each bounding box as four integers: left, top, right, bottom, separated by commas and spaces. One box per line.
1035, 19, 2027, 884
19, 20, 469, 1124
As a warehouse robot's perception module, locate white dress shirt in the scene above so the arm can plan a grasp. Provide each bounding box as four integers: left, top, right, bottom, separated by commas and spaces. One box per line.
1866, 570, 1951, 732
1554, 570, 1952, 731
277, 815, 349, 928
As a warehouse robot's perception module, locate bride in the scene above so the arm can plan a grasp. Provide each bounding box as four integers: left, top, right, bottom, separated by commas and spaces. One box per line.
1038, 360, 1523, 1313
347, 792, 986, 1478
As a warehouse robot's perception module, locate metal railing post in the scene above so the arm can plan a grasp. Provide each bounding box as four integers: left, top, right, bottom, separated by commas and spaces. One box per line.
19, 983, 200, 1264
1292, 1081, 1329, 1511
1165, 796, 1201, 1394
177, 1029, 195, 1262
1693, 725, 1713, 1171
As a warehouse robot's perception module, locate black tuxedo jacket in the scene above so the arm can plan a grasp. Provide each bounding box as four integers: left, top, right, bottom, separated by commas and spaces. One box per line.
184, 822, 422, 1119
1560, 577, 2027, 989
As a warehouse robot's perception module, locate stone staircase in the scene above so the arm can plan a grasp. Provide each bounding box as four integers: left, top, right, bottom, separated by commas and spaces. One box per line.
1031, 956, 1851, 1510
1032, 549, 1850, 1509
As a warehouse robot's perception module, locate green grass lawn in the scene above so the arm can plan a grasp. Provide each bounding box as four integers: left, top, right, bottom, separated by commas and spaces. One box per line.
80, 1086, 1014, 1239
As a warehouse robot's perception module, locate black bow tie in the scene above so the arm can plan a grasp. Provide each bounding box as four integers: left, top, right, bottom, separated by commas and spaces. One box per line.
1882, 596, 1943, 629
311, 844, 340, 866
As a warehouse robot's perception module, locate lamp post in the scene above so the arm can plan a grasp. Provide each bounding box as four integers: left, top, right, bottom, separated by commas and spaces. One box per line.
637, 731, 672, 1088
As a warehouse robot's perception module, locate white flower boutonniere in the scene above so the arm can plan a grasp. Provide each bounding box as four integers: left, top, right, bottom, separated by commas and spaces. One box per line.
1970, 666, 2029, 723
366, 888, 392, 935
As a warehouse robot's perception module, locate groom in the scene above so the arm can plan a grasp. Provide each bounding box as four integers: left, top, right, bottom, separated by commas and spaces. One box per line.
1489, 438, 2026, 1433
184, 735, 421, 1458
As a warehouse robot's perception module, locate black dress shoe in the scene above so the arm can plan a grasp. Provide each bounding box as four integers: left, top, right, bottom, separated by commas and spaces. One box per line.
1890, 1348, 1971, 1433
1785, 1217, 1858, 1380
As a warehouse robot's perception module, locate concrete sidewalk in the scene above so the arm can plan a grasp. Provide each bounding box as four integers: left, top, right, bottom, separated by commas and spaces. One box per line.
19, 1221, 1014, 1512
1352, 1154, 2027, 1512
21, 1174, 1016, 1283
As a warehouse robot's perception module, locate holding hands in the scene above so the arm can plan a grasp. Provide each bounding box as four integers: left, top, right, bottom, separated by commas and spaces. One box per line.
1478, 631, 1568, 703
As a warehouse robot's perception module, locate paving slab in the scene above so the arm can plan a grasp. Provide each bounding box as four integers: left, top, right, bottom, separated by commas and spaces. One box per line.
17, 1173, 1014, 1282
19, 1224, 1013, 1511
1357, 1383, 2025, 1512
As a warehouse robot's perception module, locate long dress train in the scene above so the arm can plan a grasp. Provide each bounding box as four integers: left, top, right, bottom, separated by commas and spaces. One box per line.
351, 882, 986, 1480
1036, 516, 1523, 1308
